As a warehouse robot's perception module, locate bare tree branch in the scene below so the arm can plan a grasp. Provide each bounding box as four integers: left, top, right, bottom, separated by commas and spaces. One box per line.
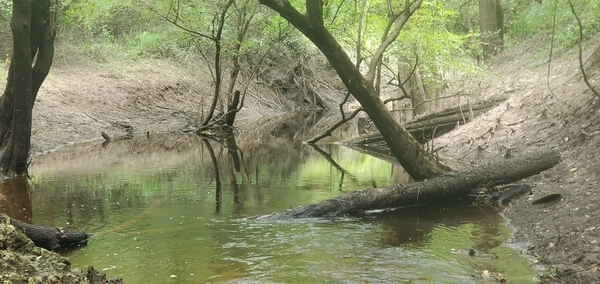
567, 0, 600, 99
306, 107, 364, 143
307, 95, 410, 144
148, 2, 214, 41
365, 0, 423, 82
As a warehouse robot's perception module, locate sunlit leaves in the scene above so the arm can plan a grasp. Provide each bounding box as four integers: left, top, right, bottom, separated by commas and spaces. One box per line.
319, 0, 475, 92
506, 0, 600, 50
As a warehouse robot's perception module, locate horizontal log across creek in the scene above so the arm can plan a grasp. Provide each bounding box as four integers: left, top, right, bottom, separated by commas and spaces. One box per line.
259, 149, 560, 219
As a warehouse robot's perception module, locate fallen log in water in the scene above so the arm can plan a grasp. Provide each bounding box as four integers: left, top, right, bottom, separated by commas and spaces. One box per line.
259, 149, 560, 219
0, 213, 90, 251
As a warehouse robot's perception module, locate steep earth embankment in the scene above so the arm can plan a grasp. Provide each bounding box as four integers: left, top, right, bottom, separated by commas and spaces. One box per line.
434, 37, 600, 283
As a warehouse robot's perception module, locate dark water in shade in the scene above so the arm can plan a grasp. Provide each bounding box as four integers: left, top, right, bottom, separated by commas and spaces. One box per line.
8, 134, 537, 283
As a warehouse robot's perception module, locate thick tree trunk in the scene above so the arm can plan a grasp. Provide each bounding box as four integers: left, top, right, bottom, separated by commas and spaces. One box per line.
479, 0, 504, 59
260, 0, 449, 180
0, 0, 34, 175
0, 0, 56, 176
0, 213, 90, 251
259, 149, 559, 219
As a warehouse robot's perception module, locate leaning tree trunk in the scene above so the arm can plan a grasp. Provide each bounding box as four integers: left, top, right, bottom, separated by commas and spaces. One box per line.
259, 149, 559, 219
260, 0, 449, 180
0, 0, 56, 176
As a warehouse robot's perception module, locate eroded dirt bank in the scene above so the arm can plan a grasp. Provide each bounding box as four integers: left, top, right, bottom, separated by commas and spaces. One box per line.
1, 35, 599, 282
434, 38, 600, 283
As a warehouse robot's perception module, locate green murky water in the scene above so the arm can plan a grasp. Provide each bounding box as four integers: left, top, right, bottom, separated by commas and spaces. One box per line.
18, 134, 536, 283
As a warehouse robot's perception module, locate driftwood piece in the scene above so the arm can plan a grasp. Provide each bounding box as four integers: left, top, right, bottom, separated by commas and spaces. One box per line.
0, 213, 90, 251
261, 149, 559, 219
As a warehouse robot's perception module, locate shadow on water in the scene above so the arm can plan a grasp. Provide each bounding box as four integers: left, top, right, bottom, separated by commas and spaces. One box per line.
11, 114, 539, 283
364, 203, 504, 248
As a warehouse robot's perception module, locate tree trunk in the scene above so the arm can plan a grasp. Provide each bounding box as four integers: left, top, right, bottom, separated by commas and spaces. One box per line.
258, 149, 559, 219
0, 0, 34, 175
479, 0, 504, 59
201, 0, 235, 127
225, 90, 241, 127
0, 0, 56, 176
260, 0, 450, 180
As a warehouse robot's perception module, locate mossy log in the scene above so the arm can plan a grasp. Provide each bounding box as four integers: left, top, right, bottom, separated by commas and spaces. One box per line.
260, 149, 559, 219
0, 213, 90, 251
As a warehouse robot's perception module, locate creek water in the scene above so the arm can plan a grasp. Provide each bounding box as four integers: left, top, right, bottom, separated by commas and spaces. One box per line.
19, 134, 537, 283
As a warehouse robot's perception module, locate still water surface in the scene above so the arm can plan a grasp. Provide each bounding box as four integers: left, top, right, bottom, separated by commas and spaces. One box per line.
24, 135, 536, 283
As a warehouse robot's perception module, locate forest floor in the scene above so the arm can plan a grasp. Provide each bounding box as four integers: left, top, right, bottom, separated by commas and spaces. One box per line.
1, 34, 599, 282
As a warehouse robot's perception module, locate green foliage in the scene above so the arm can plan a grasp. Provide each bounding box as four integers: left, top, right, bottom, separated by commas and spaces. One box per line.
0, 0, 10, 18
505, 0, 600, 51
44, 0, 600, 84
57, 0, 195, 60
393, 1, 477, 85
322, 0, 478, 95
127, 31, 191, 58
62, 0, 147, 38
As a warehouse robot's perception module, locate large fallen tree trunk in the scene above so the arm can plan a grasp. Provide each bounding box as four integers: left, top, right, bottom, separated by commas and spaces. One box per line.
260, 149, 559, 219
0, 213, 90, 251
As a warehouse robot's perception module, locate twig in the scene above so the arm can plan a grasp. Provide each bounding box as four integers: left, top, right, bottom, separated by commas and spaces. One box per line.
306, 107, 364, 143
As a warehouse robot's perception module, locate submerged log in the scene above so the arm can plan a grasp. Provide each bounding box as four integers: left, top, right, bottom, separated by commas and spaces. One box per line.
261, 149, 559, 219
0, 213, 90, 251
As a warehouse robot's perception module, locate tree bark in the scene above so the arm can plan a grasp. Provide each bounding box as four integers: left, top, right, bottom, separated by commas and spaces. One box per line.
259, 0, 450, 180
200, 0, 234, 127
0, 0, 34, 175
0, 213, 90, 251
479, 0, 504, 59
225, 90, 241, 127
0, 0, 56, 176
259, 149, 559, 219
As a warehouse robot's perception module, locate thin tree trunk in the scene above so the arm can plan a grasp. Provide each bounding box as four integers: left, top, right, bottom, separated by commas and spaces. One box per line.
201, 0, 235, 126
225, 90, 241, 127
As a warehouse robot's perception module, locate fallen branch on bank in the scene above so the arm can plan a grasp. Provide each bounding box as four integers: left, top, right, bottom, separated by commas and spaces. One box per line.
0, 213, 90, 251
257, 149, 560, 219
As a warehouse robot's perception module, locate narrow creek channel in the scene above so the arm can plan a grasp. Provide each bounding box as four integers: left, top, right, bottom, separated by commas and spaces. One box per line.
20, 134, 538, 283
